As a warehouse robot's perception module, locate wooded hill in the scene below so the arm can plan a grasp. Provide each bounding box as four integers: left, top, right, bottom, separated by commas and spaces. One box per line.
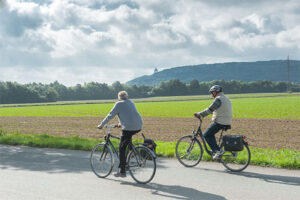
127, 60, 300, 86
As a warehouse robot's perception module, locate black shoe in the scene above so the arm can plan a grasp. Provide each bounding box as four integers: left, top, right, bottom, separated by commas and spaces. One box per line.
114, 171, 126, 178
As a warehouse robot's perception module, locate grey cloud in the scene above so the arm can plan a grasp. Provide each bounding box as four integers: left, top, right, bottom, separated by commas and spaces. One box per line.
0, 6, 43, 37
88, 0, 139, 10
238, 15, 284, 34
22, 0, 52, 5
0, 48, 51, 67
203, 0, 269, 8
261, 16, 285, 33
0, 0, 6, 8
47, 4, 81, 30
1, 0, 300, 85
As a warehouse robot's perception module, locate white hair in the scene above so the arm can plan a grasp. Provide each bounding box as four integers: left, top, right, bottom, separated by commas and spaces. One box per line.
118, 91, 129, 100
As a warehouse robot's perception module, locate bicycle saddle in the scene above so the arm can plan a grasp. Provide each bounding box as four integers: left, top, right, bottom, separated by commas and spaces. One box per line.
222, 125, 231, 131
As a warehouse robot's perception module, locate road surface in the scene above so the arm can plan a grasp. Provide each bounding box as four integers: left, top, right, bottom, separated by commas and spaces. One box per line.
0, 145, 299, 200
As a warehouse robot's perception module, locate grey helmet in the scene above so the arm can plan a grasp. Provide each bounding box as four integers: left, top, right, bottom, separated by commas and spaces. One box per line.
209, 85, 222, 93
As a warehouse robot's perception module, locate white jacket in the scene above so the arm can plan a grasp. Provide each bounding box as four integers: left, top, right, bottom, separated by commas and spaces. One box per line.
212, 93, 232, 125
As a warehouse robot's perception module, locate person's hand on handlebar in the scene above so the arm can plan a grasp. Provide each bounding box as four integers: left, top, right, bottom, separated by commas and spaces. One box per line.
193, 113, 202, 119
97, 125, 103, 129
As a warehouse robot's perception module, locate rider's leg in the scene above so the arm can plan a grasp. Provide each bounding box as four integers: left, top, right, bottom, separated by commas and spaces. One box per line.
118, 130, 140, 173
203, 122, 223, 152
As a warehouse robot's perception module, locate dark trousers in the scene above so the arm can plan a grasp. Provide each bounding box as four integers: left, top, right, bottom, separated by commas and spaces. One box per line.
118, 130, 140, 173
203, 122, 227, 152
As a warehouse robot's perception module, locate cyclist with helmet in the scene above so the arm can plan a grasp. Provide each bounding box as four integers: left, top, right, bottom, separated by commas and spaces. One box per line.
194, 85, 232, 160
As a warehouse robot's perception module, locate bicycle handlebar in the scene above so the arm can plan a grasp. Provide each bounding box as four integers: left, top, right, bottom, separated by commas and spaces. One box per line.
193, 116, 203, 122
104, 124, 120, 129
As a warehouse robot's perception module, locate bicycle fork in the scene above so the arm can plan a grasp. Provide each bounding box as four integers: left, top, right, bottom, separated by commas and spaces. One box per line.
180, 140, 195, 159
187, 140, 195, 153
99, 144, 109, 161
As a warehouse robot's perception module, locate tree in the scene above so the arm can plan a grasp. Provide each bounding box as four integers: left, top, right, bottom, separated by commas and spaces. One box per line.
112, 81, 124, 94
152, 79, 188, 96
50, 81, 70, 100
188, 79, 200, 95
71, 84, 87, 100
46, 88, 58, 102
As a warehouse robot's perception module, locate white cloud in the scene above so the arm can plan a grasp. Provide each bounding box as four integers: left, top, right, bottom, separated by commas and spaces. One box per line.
276, 26, 300, 48
0, 0, 300, 85
0, 65, 152, 85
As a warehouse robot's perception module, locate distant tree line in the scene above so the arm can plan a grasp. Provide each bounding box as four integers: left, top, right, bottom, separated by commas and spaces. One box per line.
0, 79, 299, 104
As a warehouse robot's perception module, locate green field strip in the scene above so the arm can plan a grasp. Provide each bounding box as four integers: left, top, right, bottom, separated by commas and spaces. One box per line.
0, 93, 299, 108
0, 95, 299, 119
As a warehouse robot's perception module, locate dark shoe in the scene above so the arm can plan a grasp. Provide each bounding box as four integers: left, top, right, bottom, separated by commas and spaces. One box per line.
114, 171, 126, 178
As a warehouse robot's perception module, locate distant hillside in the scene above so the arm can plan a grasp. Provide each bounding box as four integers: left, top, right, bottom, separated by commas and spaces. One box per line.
127, 60, 300, 86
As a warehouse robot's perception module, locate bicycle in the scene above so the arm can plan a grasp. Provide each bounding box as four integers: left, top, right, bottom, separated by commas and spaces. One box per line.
175, 118, 251, 172
90, 124, 157, 184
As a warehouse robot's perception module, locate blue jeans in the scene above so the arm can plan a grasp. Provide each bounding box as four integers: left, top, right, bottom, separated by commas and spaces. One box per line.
203, 122, 228, 152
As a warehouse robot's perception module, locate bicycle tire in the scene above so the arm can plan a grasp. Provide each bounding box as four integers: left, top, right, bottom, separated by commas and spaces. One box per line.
90, 143, 114, 178
175, 135, 203, 167
220, 141, 251, 172
127, 146, 156, 184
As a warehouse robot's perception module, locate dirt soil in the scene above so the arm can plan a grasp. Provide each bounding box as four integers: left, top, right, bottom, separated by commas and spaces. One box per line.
0, 116, 299, 150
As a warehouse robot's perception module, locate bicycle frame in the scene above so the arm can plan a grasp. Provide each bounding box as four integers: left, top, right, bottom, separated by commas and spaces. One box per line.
102, 129, 156, 165
103, 133, 140, 160
193, 118, 225, 156
103, 133, 120, 157
91, 124, 157, 183
176, 118, 251, 171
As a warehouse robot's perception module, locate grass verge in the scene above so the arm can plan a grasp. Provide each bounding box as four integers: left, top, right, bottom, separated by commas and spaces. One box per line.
0, 132, 299, 169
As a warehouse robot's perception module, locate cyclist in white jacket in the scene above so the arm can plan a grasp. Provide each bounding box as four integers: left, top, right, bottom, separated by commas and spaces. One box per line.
194, 85, 232, 160
98, 91, 143, 177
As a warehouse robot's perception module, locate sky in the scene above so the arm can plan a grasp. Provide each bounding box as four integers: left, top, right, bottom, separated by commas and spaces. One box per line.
0, 0, 300, 86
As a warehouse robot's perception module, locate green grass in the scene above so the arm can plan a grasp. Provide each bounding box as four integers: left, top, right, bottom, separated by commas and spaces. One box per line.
0, 95, 299, 119
1, 93, 297, 108
0, 132, 299, 169
0, 133, 100, 150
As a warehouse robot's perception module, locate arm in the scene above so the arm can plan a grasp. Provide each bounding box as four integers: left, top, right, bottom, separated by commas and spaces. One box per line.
195, 98, 221, 118
98, 103, 119, 129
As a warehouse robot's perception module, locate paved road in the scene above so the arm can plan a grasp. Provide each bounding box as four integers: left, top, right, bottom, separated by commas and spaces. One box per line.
0, 145, 299, 200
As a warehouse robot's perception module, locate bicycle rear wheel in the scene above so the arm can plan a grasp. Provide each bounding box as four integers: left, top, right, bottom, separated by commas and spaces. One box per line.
90, 143, 114, 178
175, 135, 203, 167
127, 146, 156, 184
220, 142, 251, 172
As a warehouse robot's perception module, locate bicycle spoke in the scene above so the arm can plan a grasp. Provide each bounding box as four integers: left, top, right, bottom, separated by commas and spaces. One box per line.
128, 146, 156, 184
176, 135, 203, 167
90, 144, 114, 178
221, 142, 251, 172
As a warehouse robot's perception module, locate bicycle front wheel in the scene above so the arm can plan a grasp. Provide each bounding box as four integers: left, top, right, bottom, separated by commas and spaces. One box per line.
127, 146, 156, 184
90, 143, 114, 178
175, 135, 203, 167
220, 142, 251, 172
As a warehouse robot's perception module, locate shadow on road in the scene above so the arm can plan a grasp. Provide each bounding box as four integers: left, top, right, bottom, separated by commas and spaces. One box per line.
0, 145, 169, 173
115, 179, 226, 200
0, 145, 91, 173
200, 167, 300, 186
228, 171, 300, 186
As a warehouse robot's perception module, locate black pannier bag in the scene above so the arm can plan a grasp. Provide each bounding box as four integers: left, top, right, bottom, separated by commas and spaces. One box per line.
139, 133, 157, 160
142, 133, 157, 154
222, 135, 244, 151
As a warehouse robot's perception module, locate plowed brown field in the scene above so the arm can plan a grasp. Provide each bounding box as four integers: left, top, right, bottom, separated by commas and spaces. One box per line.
0, 116, 299, 150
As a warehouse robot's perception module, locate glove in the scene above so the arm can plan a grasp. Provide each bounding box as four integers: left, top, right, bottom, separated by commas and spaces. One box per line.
193, 113, 202, 119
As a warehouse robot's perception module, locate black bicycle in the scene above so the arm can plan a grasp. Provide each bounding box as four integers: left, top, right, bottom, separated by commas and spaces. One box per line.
90, 124, 156, 184
175, 118, 251, 172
